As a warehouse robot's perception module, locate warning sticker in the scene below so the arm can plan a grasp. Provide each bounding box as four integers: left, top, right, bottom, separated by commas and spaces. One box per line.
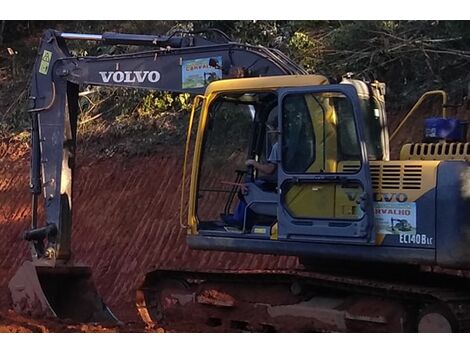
374, 202, 416, 236
182, 57, 222, 89
39, 50, 52, 75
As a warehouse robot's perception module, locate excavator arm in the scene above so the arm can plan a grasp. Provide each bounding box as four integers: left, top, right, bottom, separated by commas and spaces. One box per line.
10, 28, 306, 321
26, 29, 306, 264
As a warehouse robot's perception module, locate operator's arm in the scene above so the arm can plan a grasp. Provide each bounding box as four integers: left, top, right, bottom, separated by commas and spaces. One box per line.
246, 142, 279, 175
245, 159, 277, 175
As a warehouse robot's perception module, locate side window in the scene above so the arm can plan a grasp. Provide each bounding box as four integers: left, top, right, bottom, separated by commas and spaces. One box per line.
333, 95, 362, 163
281, 92, 362, 174
263, 105, 279, 163
282, 95, 316, 173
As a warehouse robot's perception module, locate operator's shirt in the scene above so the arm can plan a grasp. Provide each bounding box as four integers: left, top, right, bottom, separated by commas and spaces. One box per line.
268, 142, 279, 164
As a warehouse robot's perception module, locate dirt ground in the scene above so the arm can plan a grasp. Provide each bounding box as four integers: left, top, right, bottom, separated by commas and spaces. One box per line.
0, 309, 165, 333
0, 139, 298, 332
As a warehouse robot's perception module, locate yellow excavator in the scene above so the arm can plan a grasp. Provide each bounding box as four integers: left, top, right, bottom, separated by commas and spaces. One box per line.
8, 28, 470, 332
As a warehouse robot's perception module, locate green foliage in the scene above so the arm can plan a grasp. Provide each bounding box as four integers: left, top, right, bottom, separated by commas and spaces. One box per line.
202, 99, 253, 169
288, 32, 320, 72
138, 92, 192, 115
2, 20, 470, 148
291, 20, 470, 105
194, 20, 298, 50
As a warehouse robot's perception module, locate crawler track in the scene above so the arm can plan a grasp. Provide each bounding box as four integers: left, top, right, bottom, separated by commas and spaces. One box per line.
137, 266, 470, 332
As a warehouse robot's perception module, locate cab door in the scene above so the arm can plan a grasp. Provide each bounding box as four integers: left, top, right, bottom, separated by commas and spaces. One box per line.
277, 84, 375, 244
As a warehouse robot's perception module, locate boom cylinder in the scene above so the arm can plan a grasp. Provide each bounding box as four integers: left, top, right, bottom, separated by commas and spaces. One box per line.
59, 32, 103, 41
59, 31, 185, 47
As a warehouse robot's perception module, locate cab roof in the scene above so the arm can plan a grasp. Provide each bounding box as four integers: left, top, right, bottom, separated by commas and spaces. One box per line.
204, 74, 330, 95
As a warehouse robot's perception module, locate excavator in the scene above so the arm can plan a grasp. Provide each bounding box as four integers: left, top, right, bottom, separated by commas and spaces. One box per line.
7, 28, 470, 332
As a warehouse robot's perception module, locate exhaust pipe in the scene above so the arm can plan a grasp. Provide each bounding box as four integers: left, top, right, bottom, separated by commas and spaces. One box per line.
9, 261, 117, 323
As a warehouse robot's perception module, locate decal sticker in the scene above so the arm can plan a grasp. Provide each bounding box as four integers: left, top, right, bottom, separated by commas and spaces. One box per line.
374, 202, 416, 236
39, 50, 52, 75
374, 202, 433, 246
253, 227, 267, 234
182, 57, 222, 89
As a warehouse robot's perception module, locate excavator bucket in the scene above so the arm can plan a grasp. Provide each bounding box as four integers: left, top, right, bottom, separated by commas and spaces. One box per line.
8, 261, 117, 323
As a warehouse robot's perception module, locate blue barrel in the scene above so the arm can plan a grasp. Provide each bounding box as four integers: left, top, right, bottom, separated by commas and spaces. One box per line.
424, 117, 467, 142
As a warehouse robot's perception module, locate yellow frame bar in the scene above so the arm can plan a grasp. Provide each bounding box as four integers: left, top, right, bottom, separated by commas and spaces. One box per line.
390, 90, 448, 142
180, 95, 205, 229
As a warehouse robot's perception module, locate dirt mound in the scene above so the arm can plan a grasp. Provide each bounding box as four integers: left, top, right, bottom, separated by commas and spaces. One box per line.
0, 141, 298, 322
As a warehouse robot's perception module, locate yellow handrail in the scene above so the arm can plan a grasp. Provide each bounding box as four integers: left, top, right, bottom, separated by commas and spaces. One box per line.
390, 90, 448, 142
180, 95, 204, 229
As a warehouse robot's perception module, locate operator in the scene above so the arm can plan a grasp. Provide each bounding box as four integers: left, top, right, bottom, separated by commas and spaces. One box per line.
223, 120, 279, 229
245, 119, 279, 176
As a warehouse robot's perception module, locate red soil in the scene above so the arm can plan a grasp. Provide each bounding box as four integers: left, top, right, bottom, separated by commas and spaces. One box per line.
0, 140, 298, 325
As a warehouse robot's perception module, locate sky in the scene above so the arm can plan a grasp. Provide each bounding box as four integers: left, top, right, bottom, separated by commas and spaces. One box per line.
2, 0, 467, 20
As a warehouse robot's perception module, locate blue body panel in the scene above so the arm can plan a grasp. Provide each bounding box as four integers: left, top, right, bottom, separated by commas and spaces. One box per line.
435, 161, 470, 267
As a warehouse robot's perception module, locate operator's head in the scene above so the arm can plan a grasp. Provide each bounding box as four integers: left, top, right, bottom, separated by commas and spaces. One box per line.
266, 106, 278, 131
266, 119, 278, 132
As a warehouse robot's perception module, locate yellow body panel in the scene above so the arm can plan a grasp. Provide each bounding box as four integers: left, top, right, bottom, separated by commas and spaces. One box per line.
400, 143, 470, 161
370, 160, 439, 202
334, 185, 362, 219
285, 184, 336, 218
304, 94, 338, 173
285, 183, 363, 220
283, 160, 439, 221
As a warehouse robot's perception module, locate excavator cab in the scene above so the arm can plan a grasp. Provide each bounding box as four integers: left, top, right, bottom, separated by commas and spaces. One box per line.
188, 77, 384, 254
